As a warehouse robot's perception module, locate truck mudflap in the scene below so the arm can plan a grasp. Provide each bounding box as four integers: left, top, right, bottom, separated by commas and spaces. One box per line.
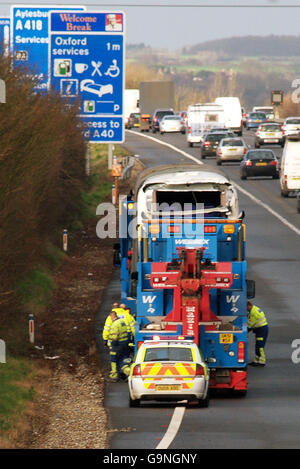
209, 368, 247, 391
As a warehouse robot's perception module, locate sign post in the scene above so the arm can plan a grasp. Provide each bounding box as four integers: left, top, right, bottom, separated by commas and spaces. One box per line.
49, 11, 125, 143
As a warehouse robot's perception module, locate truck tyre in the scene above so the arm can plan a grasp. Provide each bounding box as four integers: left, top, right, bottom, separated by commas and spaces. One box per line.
281, 188, 289, 197
188, 142, 193, 147
217, 159, 222, 166
129, 396, 140, 407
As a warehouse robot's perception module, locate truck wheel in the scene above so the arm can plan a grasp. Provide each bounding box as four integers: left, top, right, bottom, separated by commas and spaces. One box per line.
188, 142, 193, 147
281, 188, 289, 197
216, 159, 222, 166
129, 396, 140, 407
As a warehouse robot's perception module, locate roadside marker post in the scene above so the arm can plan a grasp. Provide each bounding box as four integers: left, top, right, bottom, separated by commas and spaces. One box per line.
63, 229, 68, 252
29, 314, 35, 344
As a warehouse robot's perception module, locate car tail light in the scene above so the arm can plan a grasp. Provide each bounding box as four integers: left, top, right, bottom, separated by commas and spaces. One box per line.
137, 341, 143, 349
284, 174, 288, 184
281, 126, 285, 135
203, 141, 211, 146
217, 149, 222, 155
132, 365, 142, 376
238, 341, 245, 363
243, 148, 247, 154
269, 160, 278, 166
195, 364, 205, 376
188, 126, 191, 134
245, 160, 252, 167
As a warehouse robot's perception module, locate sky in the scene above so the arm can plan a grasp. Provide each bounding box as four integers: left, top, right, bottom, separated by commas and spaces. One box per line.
1, 0, 300, 50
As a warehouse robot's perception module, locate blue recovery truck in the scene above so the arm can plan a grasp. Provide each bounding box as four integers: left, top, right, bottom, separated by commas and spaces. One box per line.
115, 164, 255, 393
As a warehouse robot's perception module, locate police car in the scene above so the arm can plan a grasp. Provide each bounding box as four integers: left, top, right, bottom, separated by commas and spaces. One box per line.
128, 338, 209, 408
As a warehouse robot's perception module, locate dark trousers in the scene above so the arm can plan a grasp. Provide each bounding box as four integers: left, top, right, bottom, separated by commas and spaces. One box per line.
254, 325, 269, 361
110, 340, 129, 377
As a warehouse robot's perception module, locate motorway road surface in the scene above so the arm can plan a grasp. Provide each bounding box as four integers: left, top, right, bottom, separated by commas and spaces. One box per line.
96, 128, 300, 449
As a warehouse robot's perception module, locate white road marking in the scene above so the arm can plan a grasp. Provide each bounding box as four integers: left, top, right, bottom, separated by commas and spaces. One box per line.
155, 406, 186, 450
127, 130, 300, 237
127, 129, 202, 165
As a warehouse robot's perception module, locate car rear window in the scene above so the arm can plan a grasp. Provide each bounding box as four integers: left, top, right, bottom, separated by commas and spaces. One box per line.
250, 113, 266, 119
164, 116, 180, 121
206, 133, 228, 142
144, 347, 193, 362
260, 125, 281, 131
156, 111, 174, 119
222, 139, 243, 146
248, 151, 275, 160
286, 119, 300, 125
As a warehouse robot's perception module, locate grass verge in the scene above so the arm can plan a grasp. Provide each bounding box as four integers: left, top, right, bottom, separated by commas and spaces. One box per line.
0, 143, 129, 445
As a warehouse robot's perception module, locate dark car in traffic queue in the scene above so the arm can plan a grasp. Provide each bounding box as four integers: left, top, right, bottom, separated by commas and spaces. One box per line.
152, 108, 175, 133
240, 149, 279, 180
200, 131, 235, 159
127, 112, 140, 129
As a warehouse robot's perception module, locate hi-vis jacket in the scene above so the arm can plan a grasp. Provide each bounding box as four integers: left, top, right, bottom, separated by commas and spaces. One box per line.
108, 317, 129, 343
247, 305, 268, 329
103, 308, 135, 341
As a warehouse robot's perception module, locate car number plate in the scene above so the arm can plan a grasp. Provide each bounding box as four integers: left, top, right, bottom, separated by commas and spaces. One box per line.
268, 133, 275, 136
256, 162, 267, 166
255, 120, 261, 123
266, 139, 278, 143
219, 333, 233, 344
156, 385, 181, 391
229, 148, 237, 151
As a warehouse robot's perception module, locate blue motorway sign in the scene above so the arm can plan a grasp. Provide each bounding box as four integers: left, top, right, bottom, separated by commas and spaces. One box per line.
49, 11, 125, 143
0, 18, 10, 55
11, 4, 85, 91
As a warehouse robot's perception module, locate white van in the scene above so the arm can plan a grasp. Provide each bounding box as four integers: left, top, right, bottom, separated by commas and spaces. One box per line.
280, 136, 300, 197
186, 103, 225, 146
215, 97, 243, 136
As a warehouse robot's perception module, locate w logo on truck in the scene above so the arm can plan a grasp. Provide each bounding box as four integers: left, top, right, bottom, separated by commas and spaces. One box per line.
142, 295, 157, 304
226, 295, 240, 314
142, 295, 157, 314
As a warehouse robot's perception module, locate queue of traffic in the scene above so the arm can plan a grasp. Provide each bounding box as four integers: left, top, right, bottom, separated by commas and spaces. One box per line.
128, 99, 300, 213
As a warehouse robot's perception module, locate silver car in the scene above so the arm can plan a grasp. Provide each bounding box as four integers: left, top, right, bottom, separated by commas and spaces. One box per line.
159, 115, 185, 134
216, 137, 248, 165
282, 117, 300, 137
255, 123, 284, 147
